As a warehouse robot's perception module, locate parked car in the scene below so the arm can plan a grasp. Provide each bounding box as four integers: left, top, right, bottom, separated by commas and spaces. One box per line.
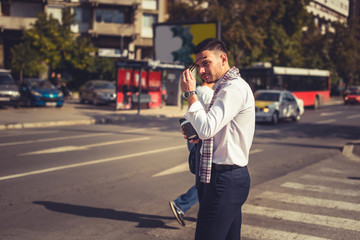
19, 78, 64, 107
344, 89, 360, 104
254, 90, 304, 124
0, 69, 20, 108
79, 80, 116, 105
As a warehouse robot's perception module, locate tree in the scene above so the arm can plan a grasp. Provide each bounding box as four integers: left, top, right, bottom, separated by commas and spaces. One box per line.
168, 0, 312, 67
10, 8, 95, 84
10, 41, 46, 80
328, 22, 360, 88
167, 0, 360, 88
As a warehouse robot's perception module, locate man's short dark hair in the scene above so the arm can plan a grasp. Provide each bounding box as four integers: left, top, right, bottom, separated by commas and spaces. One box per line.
193, 38, 228, 56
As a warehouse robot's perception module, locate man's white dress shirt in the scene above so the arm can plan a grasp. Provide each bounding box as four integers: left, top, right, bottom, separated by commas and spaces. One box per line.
184, 73, 255, 167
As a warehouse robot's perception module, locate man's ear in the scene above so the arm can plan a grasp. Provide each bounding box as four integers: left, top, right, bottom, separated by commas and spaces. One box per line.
221, 53, 227, 66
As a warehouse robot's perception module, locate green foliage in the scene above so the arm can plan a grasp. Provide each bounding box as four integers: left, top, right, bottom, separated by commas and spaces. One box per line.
89, 57, 116, 80
168, 0, 360, 88
328, 22, 360, 87
10, 7, 96, 85
10, 41, 46, 78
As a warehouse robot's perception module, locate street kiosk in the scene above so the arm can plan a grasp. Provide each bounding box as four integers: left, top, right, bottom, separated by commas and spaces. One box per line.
115, 60, 185, 112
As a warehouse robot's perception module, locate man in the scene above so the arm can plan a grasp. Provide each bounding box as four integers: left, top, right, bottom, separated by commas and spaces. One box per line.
169, 80, 214, 227
180, 38, 255, 240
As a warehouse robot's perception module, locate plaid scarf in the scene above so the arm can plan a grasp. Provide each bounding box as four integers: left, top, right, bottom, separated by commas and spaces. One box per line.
199, 67, 241, 183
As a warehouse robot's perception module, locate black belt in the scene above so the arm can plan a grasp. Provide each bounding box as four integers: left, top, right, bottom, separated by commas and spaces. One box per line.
212, 163, 243, 172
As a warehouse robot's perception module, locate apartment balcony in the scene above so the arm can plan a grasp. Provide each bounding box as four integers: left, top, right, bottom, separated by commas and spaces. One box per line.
88, 0, 140, 6
89, 22, 136, 37
0, 16, 36, 31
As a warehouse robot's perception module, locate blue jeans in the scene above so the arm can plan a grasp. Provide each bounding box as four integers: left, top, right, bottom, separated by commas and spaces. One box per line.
174, 185, 198, 214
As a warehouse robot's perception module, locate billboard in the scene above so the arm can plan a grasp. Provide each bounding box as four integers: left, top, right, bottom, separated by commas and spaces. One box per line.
154, 22, 220, 64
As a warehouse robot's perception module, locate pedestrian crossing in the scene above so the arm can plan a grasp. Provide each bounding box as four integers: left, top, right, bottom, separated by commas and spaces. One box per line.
242, 168, 360, 240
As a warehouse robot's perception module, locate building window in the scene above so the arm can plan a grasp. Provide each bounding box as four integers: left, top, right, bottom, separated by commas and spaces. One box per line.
103, 9, 113, 23
75, 8, 89, 23
95, 9, 102, 22
95, 7, 131, 24
113, 10, 125, 23
142, 0, 157, 10
142, 14, 157, 38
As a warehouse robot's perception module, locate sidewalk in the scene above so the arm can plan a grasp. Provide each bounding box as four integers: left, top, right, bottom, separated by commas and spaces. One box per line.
0, 99, 188, 130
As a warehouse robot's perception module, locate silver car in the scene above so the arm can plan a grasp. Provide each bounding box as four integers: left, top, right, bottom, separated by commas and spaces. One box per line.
254, 90, 304, 124
0, 69, 20, 108
79, 80, 116, 105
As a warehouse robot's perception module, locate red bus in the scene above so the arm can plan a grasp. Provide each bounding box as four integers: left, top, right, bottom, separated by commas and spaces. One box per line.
240, 63, 330, 109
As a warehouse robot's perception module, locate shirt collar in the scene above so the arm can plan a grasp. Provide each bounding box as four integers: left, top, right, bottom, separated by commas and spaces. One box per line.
212, 66, 239, 90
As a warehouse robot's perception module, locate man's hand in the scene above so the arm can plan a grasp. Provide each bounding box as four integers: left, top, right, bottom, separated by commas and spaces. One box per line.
180, 126, 200, 144
180, 69, 196, 93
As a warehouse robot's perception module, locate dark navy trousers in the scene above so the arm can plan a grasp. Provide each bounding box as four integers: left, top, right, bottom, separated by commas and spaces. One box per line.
195, 165, 250, 240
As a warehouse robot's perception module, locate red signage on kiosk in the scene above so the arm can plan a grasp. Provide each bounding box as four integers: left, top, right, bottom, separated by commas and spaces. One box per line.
115, 60, 185, 111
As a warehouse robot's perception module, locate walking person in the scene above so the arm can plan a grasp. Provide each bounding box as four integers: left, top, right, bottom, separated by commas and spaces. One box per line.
180, 38, 255, 240
169, 80, 215, 227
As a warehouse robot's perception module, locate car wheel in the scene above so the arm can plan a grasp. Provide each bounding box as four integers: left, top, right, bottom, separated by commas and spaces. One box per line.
93, 97, 98, 106
25, 97, 32, 107
292, 109, 301, 122
271, 112, 279, 125
13, 102, 20, 109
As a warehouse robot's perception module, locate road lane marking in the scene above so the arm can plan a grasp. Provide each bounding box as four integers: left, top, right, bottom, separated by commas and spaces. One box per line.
20, 137, 150, 155
0, 145, 186, 181
346, 113, 360, 119
152, 149, 263, 177
301, 174, 360, 186
0, 133, 113, 147
152, 162, 188, 177
320, 111, 342, 117
242, 224, 330, 240
1, 130, 59, 137
318, 168, 343, 174
314, 119, 336, 124
122, 128, 148, 133
281, 182, 360, 197
257, 191, 360, 212
255, 127, 295, 134
243, 205, 360, 232
249, 149, 263, 154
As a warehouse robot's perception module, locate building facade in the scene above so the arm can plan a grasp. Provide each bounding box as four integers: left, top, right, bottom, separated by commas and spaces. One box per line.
0, 0, 167, 69
307, 0, 350, 33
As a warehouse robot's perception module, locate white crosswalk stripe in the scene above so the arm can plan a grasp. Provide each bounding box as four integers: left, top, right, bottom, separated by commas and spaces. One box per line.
243, 205, 360, 232
242, 169, 360, 240
300, 174, 360, 186
255, 191, 360, 212
281, 182, 360, 197
242, 225, 331, 240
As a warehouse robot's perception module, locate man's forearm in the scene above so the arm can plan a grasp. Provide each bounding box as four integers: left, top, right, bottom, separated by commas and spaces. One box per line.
186, 94, 198, 109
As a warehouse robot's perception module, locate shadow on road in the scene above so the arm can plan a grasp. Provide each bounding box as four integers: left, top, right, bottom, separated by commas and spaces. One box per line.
33, 201, 195, 229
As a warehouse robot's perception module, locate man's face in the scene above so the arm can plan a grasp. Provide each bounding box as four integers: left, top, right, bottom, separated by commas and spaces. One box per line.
194, 50, 225, 83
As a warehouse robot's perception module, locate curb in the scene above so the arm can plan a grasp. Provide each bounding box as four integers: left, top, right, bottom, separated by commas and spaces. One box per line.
342, 141, 360, 162
0, 119, 97, 130
0, 112, 179, 131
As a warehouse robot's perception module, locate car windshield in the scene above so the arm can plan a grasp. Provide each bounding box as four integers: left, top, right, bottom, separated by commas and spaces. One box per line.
349, 90, 360, 95
29, 80, 56, 89
93, 82, 115, 90
0, 74, 15, 85
255, 92, 280, 101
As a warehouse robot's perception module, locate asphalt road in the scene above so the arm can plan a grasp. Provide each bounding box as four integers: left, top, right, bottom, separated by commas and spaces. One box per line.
0, 104, 359, 240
